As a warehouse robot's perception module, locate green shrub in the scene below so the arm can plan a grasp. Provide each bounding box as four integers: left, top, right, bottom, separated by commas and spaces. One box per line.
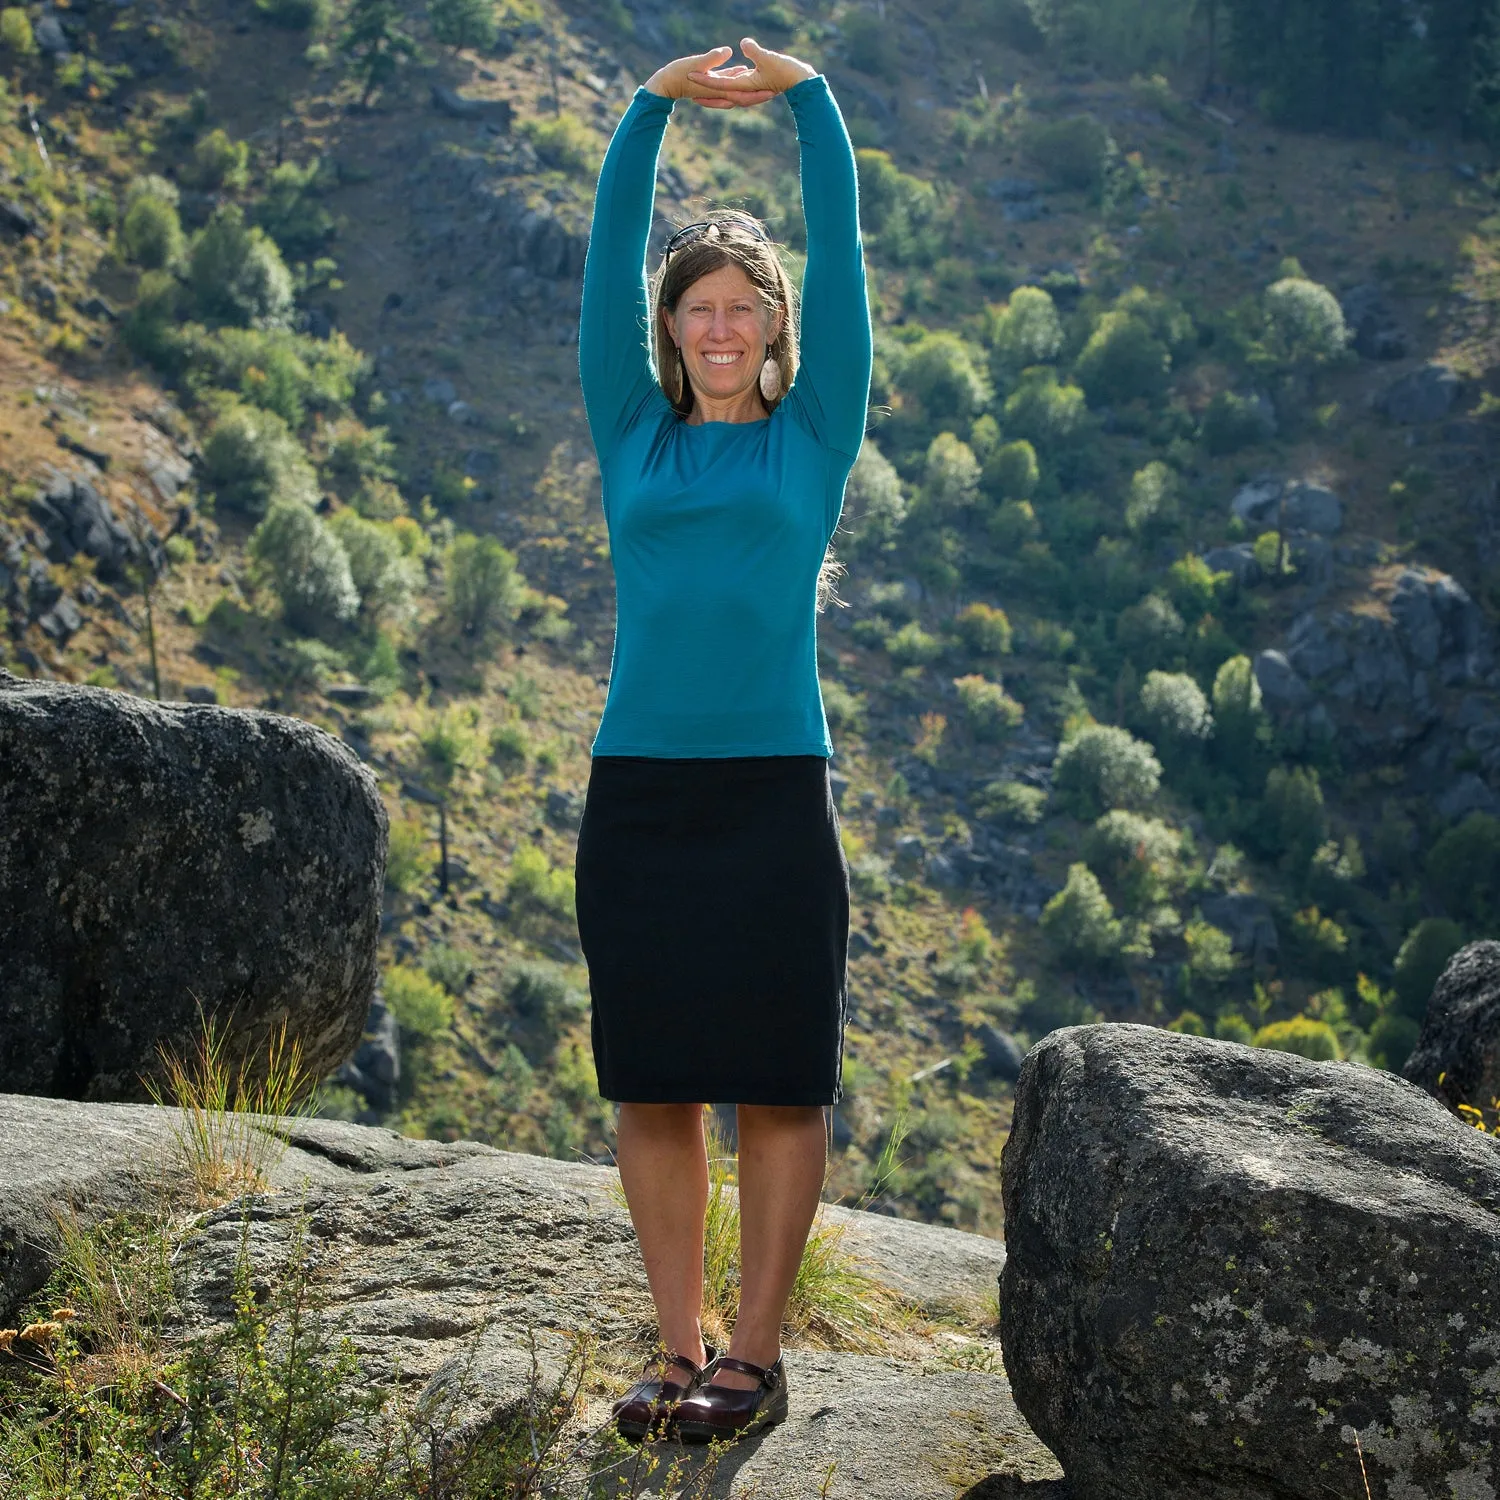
1052, 724, 1162, 818
1167, 554, 1232, 619
1167, 1010, 1207, 1035
428, 0, 498, 49
386, 813, 435, 892
507, 843, 576, 920
189, 128, 251, 192
821, 678, 865, 731
1211, 654, 1266, 757
1138, 669, 1212, 747
1254, 1014, 1340, 1061
0, 7, 36, 54
982, 439, 1041, 502
1427, 812, 1500, 927
1392, 917, 1465, 1022
202, 401, 320, 517
1367, 1012, 1421, 1073
1124, 460, 1179, 535
1263, 276, 1348, 369
985, 285, 1062, 382
120, 186, 185, 270
843, 9, 901, 78
1287, 905, 1350, 982
923, 432, 981, 514
277, 637, 348, 692
1075, 311, 1171, 406
886, 621, 943, 666
424, 942, 474, 994
248, 501, 360, 631
327, 510, 422, 623
256, 156, 336, 257
977, 778, 1048, 826
506, 960, 586, 1033
899, 332, 990, 428
1084, 809, 1180, 909
1041, 862, 1124, 966
1185, 918, 1237, 987
1214, 1011, 1254, 1044
187, 205, 295, 328
1200, 390, 1275, 454
1264, 765, 1327, 870
489, 720, 530, 770
843, 440, 906, 553
989, 498, 1042, 548
444, 533, 524, 641
856, 149, 943, 264
1002, 367, 1088, 451
1022, 115, 1110, 194
256, 0, 331, 28
384, 963, 453, 1039
1117, 592, 1185, 666
952, 601, 1013, 657
954, 674, 1024, 741
517, 112, 598, 174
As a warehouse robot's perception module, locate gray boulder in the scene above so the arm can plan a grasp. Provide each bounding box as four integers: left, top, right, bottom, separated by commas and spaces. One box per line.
1404, 940, 1500, 1120
1281, 480, 1342, 535
29, 470, 163, 584
1229, 475, 1281, 529
1001, 1023, 1500, 1500
1252, 648, 1312, 708
977, 1024, 1027, 1082
1373, 362, 1462, 424
0, 674, 387, 1101
1200, 542, 1259, 587
1339, 284, 1406, 360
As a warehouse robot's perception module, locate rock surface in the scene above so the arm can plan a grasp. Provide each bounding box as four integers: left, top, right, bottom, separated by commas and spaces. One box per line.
1404, 939, 1500, 1118
1000, 1023, 1500, 1500
0, 675, 387, 1100
1373, 361, 1461, 423
0, 1095, 1058, 1498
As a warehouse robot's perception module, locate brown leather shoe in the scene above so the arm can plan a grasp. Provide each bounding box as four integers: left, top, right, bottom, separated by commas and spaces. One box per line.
611, 1345, 716, 1442
672, 1355, 789, 1444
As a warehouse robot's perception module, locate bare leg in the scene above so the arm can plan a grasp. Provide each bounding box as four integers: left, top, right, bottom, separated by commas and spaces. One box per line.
615, 1102, 710, 1366
712, 1103, 827, 1389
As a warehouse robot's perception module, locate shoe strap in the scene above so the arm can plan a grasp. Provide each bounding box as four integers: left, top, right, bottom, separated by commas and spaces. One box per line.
661, 1345, 713, 1380
711, 1355, 781, 1386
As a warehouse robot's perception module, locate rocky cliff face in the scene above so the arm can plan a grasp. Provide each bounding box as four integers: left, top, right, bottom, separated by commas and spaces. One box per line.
0, 674, 387, 1100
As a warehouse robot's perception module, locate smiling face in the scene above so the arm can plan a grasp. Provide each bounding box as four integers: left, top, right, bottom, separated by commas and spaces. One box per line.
663, 263, 786, 410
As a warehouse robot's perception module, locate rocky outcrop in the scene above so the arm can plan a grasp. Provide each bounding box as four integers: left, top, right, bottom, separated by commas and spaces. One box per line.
0, 1094, 1058, 1498
1230, 476, 1343, 536
1372, 362, 1462, 424
1339, 284, 1406, 361
0, 675, 387, 1100
1000, 1024, 1500, 1500
1404, 940, 1500, 1118
28, 468, 164, 584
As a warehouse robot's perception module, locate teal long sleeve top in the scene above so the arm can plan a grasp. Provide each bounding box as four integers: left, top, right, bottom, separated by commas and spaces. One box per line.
578, 74, 871, 758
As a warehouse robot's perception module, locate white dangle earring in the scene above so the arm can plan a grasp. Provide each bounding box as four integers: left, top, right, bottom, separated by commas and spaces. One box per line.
759, 345, 781, 402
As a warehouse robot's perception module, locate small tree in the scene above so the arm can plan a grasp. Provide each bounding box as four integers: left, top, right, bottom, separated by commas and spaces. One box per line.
1084, 809, 1180, 910
1264, 765, 1326, 873
1391, 917, 1465, 1023
1041, 862, 1123, 967
203, 401, 320, 517
444, 532, 524, 643
327, 510, 422, 626
923, 432, 982, 516
1075, 310, 1171, 407
1124, 460, 1179, 535
1262, 276, 1348, 372
1138, 669, 1212, 750
1052, 723, 1162, 819
952, 601, 1013, 657
1002, 367, 1087, 451
953, 674, 1024, 742
248, 501, 360, 633
417, 702, 484, 895
900, 331, 991, 430
981, 439, 1040, 503
120, 178, 186, 270
339, 0, 420, 107
427, 0, 497, 50
986, 285, 1062, 385
186, 205, 295, 329
843, 439, 907, 554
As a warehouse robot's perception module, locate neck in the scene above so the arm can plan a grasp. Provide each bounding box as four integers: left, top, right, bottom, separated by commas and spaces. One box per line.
685, 386, 770, 425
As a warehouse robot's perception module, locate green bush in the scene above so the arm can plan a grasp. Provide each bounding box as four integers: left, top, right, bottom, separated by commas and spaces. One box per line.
1084, 809, 1180, 909
1041, 862, 1124, 966
1287, 905, 1351, 982
1138, 669, 1212, 748
1263, 276, 1348, 370
187, 205, 295, 329
256, 0, 331, 28
1392, 917, 1465, 1022
1023, 0, 1195, 76
423, 942, 474, 995
976, 778, 1048, 825
843, 440, 907, 553
428, 0, 498, 49
248, 501, 360, 632
1, 7, 36, 54
952, 601, 1013, 657
886, 621, 943, 666
954, 674, 1024, 741
1002, 367, 1088, 451
843, 9, 901, 78
821, 678, 865, 731
1117, 592, 1185, 667
386, 813, 435, 892
1052, 724, 1162, 819
899, 332, 991, 428
489, 720, 530, 770
982, 439, 1041, 502
1213, 1011, 1254, 1044
1167, 554, 1232, 620
120, 180, 185, 270
1022, 115, 1110, 194
517, 112, 598, 174
1367, 1012, 1421, 1073
189, 128, 251, 192
855, 149, 943, 265
1264, 765, 1327, 870
923, 432, 981, 514
1200, 390, 1275, 455
985, 285, 1062, 383
989, 498, 1042, 548
1124, 460, 1179, 535
1254, 1014, 1340, 1061
384, 963, 453, 1039
506, 960, 586, 1034
202, 401, 320, 517
1427, 812, 1500, 927
1075, 310, 1171, 407
328, 511, 422, 624
184, 326, 370, 427
444, 533, 524, 641
1167, 1010, 1207, 1035
507, 843, 576, 920
256, 156, 336, 258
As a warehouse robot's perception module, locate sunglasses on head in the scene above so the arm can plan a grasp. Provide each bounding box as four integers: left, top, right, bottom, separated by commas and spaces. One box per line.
664, 216, 770, 259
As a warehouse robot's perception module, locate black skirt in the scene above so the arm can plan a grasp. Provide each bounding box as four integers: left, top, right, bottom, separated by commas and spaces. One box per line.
574, 754, 850, 1106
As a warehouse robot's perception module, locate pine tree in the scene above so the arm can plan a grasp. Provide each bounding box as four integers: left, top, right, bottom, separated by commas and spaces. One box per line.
339, 0, 419, 108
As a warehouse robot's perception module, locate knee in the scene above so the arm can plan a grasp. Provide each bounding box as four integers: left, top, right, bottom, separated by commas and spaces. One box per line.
737, 1103, 826, 1134
619, 1101, 706, 1138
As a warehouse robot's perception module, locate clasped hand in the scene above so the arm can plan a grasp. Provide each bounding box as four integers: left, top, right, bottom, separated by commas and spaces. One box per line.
645, 37, 817, 109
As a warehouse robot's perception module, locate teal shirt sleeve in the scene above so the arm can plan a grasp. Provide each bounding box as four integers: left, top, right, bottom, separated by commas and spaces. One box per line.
579, 86, 675, 463
783, 75, 872, 470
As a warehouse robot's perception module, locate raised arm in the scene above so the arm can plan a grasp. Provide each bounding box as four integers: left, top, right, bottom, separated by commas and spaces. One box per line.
784, 74, 871, 463
578, 88, 675, 461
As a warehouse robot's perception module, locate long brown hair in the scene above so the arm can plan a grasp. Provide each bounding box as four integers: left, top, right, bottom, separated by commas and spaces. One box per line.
648, 210, 799, 418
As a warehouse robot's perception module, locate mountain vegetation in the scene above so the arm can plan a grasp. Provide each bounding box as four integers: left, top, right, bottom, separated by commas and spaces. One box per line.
3, 0, 1499, 1235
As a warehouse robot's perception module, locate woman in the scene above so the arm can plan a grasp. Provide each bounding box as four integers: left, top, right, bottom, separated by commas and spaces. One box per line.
574, 36, 871, 1444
